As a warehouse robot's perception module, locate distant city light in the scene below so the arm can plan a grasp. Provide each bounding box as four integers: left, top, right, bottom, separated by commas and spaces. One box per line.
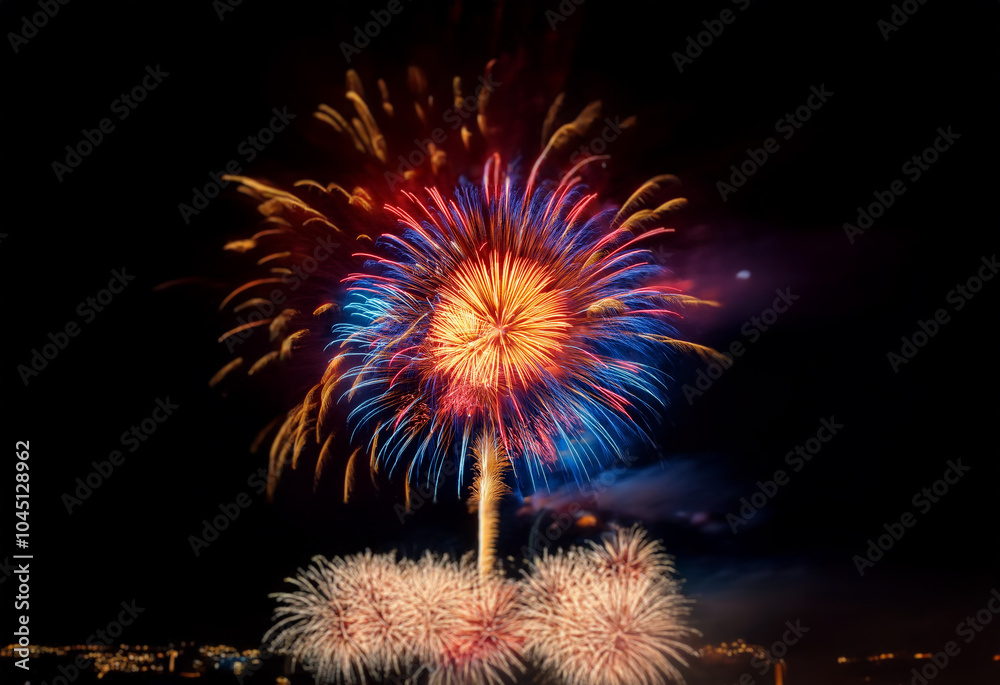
0, 642, 268, 679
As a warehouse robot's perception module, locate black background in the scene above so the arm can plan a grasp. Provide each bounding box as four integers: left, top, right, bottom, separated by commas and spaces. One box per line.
3, 0, 998, 682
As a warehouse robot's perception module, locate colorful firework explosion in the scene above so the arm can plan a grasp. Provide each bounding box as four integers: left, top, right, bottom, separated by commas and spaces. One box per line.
207, 63, 718, 504
334, 172, 714, 498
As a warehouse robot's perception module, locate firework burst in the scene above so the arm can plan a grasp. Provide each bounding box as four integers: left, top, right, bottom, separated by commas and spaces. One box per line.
335, 172, 715, 498
268, 550, 527, 685
588, 524, 678, 585
205, 64, 718, 504
392, 552, 471, 668
511, 546, 585, 658
265, 552, 404, 684
521, 527, 698, 685
430, 577, 527, 685
268, 528, 696, 685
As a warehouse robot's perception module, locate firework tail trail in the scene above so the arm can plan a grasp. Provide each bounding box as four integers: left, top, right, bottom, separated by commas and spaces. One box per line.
468, 430, 511, 580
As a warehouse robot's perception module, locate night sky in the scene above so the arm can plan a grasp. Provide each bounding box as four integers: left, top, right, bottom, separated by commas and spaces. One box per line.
4, 0, 998, 682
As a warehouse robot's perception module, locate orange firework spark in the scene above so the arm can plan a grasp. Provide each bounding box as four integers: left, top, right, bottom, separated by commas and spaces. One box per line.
426, 252, 571, 395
